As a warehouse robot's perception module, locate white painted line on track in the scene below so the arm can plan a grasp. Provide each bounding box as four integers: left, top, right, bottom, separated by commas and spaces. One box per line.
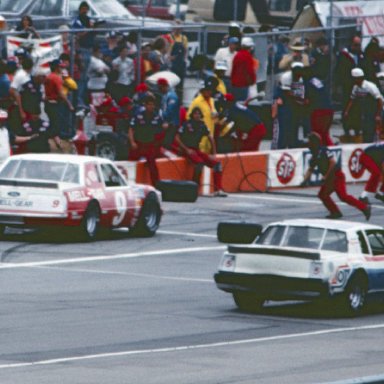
39, 265, 213, 283
1, 323, 384, 369
158, 230, 216, 238
0, 245, 226, 269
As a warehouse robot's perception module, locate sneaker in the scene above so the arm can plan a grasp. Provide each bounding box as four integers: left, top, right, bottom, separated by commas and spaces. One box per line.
326, 212, 343, 219
363, 204, 371, 221
214, 190, 228, 197
375, 193, 384, 203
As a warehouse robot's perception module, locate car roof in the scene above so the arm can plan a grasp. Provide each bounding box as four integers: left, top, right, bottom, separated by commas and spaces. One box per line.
7, 153, 112, 165
267, 218, 382, 232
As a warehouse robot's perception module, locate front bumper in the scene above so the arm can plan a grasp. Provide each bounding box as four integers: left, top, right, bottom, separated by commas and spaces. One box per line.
214, 271, 330, 300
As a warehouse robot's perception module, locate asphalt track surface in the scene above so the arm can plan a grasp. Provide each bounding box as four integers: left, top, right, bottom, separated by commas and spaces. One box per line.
0, 184, 383, 384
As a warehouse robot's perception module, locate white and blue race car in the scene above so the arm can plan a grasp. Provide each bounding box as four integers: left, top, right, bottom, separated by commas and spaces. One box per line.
215, 219, 384, 315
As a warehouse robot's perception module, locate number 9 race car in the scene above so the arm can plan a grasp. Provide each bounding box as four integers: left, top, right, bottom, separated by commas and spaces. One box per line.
0, 154, 162, 240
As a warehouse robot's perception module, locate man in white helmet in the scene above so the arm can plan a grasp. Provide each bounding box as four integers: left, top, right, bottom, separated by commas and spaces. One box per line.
344, 67, 383, 142
230, 36, 257, 102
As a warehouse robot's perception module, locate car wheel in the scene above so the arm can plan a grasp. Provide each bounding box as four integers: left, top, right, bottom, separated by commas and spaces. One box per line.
131, 193, 161, 237
81, 202, 101, 241
96, 139, 117, 161
233, 292, 264, 312
342, 274, 367, 316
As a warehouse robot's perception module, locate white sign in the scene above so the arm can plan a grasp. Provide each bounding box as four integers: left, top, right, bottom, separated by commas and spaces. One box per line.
6, 35, 63, 68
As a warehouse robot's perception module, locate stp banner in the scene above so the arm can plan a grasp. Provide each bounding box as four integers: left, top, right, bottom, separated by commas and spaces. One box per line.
6, 35, 63, 68
268, 149, 304, 188
268, 143, 374, 188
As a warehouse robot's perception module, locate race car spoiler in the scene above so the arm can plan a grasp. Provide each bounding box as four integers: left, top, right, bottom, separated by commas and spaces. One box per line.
0, 179, 59, 189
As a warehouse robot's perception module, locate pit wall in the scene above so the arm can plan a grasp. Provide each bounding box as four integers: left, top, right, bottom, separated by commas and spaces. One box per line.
116, 143, 375, 194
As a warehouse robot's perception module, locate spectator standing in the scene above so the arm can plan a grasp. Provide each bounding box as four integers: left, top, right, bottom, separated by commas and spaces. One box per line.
87, 45, 110, 102
231, 37, 256, 102
20, 67, 47, 117
134, 42, 154, 83
363, 37, 381, 85
9, 56, 33, 129
157, 78, 180, 148
128, 94, 168, 186
310, 36, 331, 84
302, 132, 371, 220
278, 37, 310, 73
175, 107, 227, 197
100, 31, 120, 65
187, 77, 218, 153
359, 142, 384, 204
0, 60, 11, 110
278, 62, 309, 148
214, 36, 239, 92
344, 68, 383, 142
72, 1, 95, 108
111, 46, 134, 103
335, 35, 365, 136
149, 37, 169, 72
167, 20, 188, 102
15, 15, 40, 39
44, 59, 74, 149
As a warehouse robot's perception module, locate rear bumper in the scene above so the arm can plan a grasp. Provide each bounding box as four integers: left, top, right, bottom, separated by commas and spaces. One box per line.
214, 272, 330, 300
0, 213, 80, 228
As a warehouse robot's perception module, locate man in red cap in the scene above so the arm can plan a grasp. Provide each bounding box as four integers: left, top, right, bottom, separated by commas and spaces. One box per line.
157, 77, 180, 148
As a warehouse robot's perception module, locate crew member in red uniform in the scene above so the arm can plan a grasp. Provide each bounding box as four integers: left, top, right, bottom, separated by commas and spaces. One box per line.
128, 94, 168, 186
175, 107, 227, 197
359, 143, 384, 204
302, 132, 371, 220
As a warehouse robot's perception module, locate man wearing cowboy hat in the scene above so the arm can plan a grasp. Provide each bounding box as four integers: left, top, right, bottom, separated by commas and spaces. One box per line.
278, 37, 310, 72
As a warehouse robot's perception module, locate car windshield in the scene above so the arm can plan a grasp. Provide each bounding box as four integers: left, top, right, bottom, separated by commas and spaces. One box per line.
0, 160, 80, 183
69, 0, 135, 18
0, 0, 32, 12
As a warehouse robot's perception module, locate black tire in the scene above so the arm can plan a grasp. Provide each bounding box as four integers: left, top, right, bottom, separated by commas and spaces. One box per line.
341, 274, 368, 316
81, 202, 101, 241
155, 180, 198, 203
233, 292, 265, 313
96, 139, 117, 161
131, 193, 161, 237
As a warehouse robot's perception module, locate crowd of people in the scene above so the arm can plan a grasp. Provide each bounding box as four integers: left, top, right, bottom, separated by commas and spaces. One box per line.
0, 1, 383, 203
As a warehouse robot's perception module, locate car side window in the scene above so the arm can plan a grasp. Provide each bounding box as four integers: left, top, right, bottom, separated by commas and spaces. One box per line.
357, 231, 370, 254
256, 225, 285, 246
366, 230, 384, 256
62, 164, 80, 184
100, 164, 125, 187
322, 230, 348, 252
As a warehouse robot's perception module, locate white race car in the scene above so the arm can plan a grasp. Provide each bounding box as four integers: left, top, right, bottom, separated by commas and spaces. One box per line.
0, 154, 162, 240
215, 219, 384, 315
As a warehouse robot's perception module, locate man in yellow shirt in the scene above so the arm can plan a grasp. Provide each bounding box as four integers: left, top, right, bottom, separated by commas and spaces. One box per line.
187, 77, 218, 153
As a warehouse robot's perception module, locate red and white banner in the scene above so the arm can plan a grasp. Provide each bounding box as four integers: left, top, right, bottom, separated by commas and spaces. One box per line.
269, 149, 304, 188
6, 35, 63, 68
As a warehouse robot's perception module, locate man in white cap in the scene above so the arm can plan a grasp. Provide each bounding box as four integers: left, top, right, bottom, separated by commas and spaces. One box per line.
276, 61, 309, 148
230, 36, 257, 102
344, 67, 383, 142
214, 36, 239, 91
